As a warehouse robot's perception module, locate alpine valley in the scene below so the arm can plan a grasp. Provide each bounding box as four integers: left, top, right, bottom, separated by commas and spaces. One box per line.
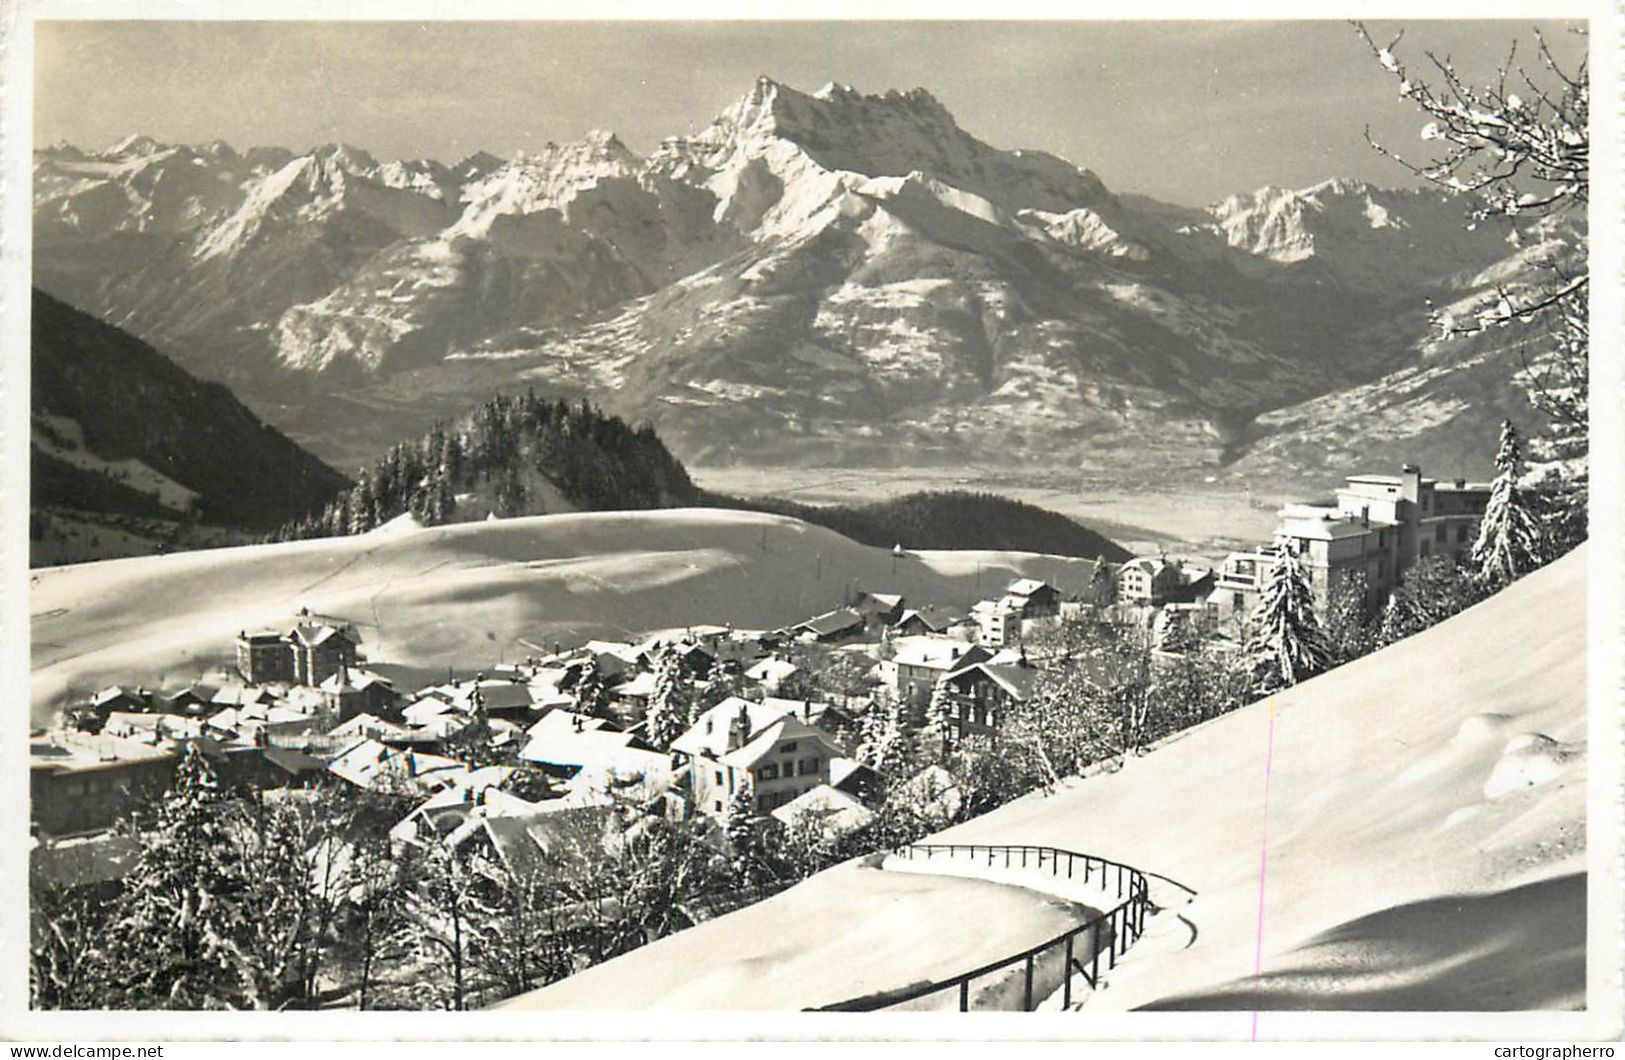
34, 77, 1576, 489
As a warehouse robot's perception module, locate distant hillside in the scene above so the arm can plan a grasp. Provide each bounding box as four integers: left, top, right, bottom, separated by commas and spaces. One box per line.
718, 489, 1133, 563
30, 289, 348, 563
270, 390, 1128, 563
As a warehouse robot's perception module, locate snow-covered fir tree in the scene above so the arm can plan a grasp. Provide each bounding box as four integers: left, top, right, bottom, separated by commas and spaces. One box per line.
1246, 541, 1331, 695
643, 648, 692, 751
1472, 419, 1545, 590
725, 782, 759, 883
108, 745, 256, 1007
1153, 607, 1196, 654
926, 678, 957, 759
856, 688, 908, 776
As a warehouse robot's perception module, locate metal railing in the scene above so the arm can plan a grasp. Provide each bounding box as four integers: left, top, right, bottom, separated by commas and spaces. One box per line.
814, 842, 1152, 1012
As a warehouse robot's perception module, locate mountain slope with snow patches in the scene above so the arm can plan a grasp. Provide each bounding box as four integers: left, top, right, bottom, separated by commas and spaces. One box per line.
34, 79, 1554, 479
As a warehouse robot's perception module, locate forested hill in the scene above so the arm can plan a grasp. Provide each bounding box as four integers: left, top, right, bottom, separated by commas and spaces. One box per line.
31, 289, 348, 532
270, 390, 1129, 563
717, 490, 1135, 563
269, 393, 701, 540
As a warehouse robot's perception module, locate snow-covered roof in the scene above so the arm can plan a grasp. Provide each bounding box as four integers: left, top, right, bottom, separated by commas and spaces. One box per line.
719, 714, 842, 770
793, 608, 865, 638
402, 696, 467, 726
290, 621, 358, 648
583, 639, 645, 665
1005, 578, 1052, 597
29, 728, 177, 773
891, 635, 982, 671
611, 671, 659, 699
950, 661, 1039, 702
519, 727, 639, 770
891, 606, 962, 633
524, 710, 611, 740
671, 697, 796, 759
326, 738, 465, 794
327, 712, 415, 743
770, 784, 874, 834
744, 657, 799, 683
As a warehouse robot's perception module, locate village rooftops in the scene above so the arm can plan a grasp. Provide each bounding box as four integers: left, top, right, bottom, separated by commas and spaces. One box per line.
792, 608, 866, 639
1004, 578, 1051, 597
891, 605, 962, 634
91, 686, 146, 709
524, 709, 612, 740
1345, 474, 1406, 486
672, 697, 802, 760
718, 714, 843, 771
582, 640, 646, 665
326, 738, 465, 794
769, 783, 874, 834
952, 661, 1040, 703
328, 713, 416, 743
890, 635, 985, 672
520, 726, 669, 787
318, 669, 392, 694
611, 671, 660, 700
29, 729, 176, 774
290, 621, 360, 647
744, 657, 800, 685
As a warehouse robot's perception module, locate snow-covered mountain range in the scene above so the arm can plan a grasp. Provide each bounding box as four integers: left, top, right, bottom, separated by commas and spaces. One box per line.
34, 77, 1571, 482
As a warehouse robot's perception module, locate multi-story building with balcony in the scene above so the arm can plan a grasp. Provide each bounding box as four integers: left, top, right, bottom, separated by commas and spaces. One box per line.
1209, 463, 1491, 621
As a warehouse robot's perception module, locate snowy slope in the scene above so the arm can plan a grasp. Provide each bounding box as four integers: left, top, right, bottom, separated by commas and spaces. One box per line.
28, 508, 1099, 724
504, 546, 1589, 1015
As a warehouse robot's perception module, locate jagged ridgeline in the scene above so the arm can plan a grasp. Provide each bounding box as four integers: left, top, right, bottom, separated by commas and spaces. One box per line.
268, 393, 700, 540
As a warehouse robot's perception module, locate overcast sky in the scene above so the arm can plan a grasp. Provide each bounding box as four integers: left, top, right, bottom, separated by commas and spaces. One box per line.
34, 19, 1587, 206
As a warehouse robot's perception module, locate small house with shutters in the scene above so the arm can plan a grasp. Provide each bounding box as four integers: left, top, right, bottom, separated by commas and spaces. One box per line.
851, 591, 906, 630
889, 605, 966, 638
319, 668, 397, 722
889, 636, 990, 709
1116, 557, 1186, 607
941, 659, 1041, 740
1004, 578, 1061, 619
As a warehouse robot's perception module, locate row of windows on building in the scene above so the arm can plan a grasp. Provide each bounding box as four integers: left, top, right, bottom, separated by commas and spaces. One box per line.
707, 783, 823, 814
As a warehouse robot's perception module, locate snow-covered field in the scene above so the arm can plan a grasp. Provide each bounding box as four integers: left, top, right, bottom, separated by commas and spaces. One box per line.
28, 507, 1099, 724
500, 546, 1593, 1022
